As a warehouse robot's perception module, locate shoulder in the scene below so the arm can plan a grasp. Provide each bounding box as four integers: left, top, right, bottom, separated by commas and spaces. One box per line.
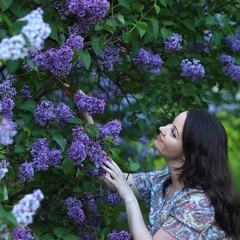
133, 166, 170, 186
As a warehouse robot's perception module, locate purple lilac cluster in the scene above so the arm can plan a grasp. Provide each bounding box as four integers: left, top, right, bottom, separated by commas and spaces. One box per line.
0, 80, 17, 146
107, 192, 122, 206
220, 54, 240, 81
12, 227, 34, 240
68, 125, 90, 166
34, 100, 75, 126
55, 102, 75, 127
181, 58, 205, 81
164, 33, 183, 51
98, 46, 120, 71
74, 91, 106, 115
12, 189, 44, 227
57, 0, 110, 34
65, 34, 84, 50
0, 160, 9, 180
0, 80, 17, 99
133, 48, 164, 71
18, 138, 62, 181
32, 45, 74, 76
68, 119, 121, 170
96, 120, 122, 141
107, 230, 131, 240
21, 85, 31, 99
225, 30, 240, 52
62, 197, 85, 225
0, 8, 51, 66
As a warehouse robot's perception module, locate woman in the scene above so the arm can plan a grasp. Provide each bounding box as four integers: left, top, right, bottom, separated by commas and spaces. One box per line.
79, 106, 240, 239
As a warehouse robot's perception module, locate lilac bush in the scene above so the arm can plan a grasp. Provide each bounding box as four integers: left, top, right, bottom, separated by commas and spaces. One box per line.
0, 0, 240, 239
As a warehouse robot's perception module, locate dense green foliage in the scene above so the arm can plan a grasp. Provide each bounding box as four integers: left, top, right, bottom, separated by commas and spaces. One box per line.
0, 0, 240, 239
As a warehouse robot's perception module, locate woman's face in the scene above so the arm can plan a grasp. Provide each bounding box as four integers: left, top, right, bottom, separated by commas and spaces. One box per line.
154, 111, 187, 161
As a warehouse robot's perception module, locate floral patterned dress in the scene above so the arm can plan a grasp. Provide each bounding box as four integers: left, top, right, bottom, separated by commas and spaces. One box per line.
133, 167, 232, 240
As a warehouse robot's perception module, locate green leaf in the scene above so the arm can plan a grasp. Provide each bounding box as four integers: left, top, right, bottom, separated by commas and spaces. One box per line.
128, 162, 140, 171
0, 0, 13, 11
117, 13, 125, 25
92, 36, 105, 55
137, 118, 147, 132
213, 31, 223, 45
160, 27, 172, 39
61, 158, 74, 176
9, 20, 27, 35
150, 18, 159, 41
118, 0, 131, 10
205, 14, 216, 25
154, 3, 161, 14
14, 145, 26, 153
53, 133, 66, 151
0, 183, 8, 202
54, 227, 70, 238
67, 118, 83, 125
64, 234, 78, 240
19, 99, 36, 111
129, 141, 143, 149
6, 60, 20, 73
39, 234, 55, 240
181, 18, 195, 31
79, 50, 91, 70
19, 112, 32, 125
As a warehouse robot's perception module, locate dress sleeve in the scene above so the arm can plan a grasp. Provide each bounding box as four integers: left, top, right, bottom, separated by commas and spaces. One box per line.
133, 167, 169, 207
162, 190, 216, 239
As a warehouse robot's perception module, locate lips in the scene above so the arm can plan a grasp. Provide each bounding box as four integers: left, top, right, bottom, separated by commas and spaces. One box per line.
157, 135, 163, 142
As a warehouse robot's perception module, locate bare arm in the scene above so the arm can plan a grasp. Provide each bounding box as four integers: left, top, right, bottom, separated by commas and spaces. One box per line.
101, 160, 177, 240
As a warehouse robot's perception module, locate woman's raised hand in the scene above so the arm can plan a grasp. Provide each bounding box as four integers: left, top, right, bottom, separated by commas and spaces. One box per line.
101, 160, 136, 203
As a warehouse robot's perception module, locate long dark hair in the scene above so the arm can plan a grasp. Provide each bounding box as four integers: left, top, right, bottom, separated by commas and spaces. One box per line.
177, 108, 240, 238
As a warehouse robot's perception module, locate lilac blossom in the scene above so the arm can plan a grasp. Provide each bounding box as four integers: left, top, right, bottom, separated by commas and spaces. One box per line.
12, 189, 44, 227
65, 34, 84, 50
84, 216, 102, 228
225, 30, 240, 52
164, 33, 183, 51
96, 120, 122, 141
19, 8, 51, 52
21, 85, 31, 98
62, 197, 85, 225
181, 58, 205, 81
107, 230, 131, 240
88, 143, 107, 168
74, 91, 106, 115
0, 118, 17, 146
30, 138, 50, 171
133, 48, 163, 71
80, 192, 95, 206
220, 54, 235, 65
98, 46, 120, 71
0, 8, 51, 65
34, 100, 56, 126
55, 102, 75, 126
12, 227, 34, 240
107, 192, 122, 206
18, 162, 34, 182
48, 149, 63, 167
0, 80, 17, 99
220, 54, 240, 81
33, 45, 74, 76
68, 140, 87, 165
61, 0, 110, 33
0, 160, 9, 180
1, 98, 15, 119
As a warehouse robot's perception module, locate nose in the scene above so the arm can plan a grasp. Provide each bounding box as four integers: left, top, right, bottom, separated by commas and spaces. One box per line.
159, 126, 166, 134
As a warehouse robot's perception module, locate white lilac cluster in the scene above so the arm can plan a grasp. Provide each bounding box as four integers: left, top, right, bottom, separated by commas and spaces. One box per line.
0, 8, 51, 66
0, 118, 17, 146
0, 160, 9, 180
12, 189, 44, 227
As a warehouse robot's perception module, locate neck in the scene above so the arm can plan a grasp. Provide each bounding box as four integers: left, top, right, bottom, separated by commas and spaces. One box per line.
168, 161, 184, 190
